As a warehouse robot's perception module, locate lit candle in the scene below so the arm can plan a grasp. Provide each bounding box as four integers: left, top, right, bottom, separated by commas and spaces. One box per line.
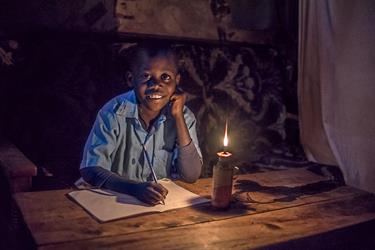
217, 120, 232, 158
223, 120, 228, 148
212, 120, 234, 209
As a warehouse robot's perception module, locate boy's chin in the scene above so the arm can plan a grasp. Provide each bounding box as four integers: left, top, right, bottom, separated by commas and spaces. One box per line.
141, 100, 169, 113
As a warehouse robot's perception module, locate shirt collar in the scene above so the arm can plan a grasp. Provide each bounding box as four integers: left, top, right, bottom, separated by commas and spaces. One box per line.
116, 90, 170, 123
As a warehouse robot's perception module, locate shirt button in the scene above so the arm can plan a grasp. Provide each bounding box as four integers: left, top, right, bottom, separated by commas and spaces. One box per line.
132, 158, 136, 165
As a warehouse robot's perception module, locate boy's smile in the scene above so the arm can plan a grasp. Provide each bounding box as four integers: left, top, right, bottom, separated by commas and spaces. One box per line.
131, 53, 180, 118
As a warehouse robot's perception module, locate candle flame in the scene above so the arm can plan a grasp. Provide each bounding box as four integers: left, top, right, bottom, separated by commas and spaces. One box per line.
223, 120, 228, 147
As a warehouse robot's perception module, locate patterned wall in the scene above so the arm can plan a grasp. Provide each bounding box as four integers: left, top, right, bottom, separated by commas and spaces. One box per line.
174, 45, 286, 174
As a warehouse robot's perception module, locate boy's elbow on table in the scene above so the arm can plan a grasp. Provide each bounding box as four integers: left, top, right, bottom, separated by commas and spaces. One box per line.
180, 168, 202, 183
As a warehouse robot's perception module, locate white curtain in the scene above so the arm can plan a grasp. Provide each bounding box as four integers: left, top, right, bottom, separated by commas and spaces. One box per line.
299, 0, 375, 193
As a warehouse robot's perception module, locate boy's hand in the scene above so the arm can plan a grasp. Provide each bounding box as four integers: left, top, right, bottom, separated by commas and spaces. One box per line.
134, 182, 168, 205
170, 87, 186, 119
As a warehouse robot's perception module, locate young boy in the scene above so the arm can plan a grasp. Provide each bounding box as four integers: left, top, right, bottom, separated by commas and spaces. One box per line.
80, 42, 202, 205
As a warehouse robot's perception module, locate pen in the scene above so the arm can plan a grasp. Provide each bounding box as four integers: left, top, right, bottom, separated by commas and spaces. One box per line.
142, 144, 165, 205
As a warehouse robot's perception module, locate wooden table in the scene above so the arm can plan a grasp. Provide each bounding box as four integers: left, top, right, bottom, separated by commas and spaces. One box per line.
15, 167, 375, 249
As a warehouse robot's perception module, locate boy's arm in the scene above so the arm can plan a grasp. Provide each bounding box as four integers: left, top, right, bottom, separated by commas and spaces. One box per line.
81, 166, 168, 205
177, 141, 202, 182
81, 105, 167, 205
170, 93, 203, 183
80, 107, 119, 171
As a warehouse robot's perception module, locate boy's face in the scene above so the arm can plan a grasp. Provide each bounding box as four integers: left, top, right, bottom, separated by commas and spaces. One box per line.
131, 53, 180, 114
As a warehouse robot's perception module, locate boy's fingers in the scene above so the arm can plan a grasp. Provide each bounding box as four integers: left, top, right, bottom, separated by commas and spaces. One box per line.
169, 94, 179, 102
142, 193, 160, 205
150, 182, 168, 197
143, 194, 161, 205
146, 185, 165, 202
170, 92, 186, 102
137, 183, 167, 205
153, 183, 168, 198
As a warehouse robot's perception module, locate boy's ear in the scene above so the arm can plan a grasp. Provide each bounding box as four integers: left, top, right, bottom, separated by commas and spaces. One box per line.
124, 71, 134, 87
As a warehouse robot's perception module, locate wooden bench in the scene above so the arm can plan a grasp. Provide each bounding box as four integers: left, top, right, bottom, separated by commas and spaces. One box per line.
0, 139, 37, 192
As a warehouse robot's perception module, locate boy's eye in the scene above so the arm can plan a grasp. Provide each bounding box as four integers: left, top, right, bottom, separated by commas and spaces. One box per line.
141, 73, 151, 80
160, 73, 171, 81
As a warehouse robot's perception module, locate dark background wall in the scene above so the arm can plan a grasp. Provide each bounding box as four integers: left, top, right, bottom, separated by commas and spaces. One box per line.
0, 0, 301, 185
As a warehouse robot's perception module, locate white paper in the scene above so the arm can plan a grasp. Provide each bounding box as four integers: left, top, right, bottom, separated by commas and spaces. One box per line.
68, 179, 209, 222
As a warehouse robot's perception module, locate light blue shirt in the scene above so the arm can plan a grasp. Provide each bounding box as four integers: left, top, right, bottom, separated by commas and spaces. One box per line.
80, 90, 202, 182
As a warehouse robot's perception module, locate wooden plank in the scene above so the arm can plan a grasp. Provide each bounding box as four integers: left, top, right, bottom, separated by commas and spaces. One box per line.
10, 176, 33, 193
0, 140, 38, 192
14, 167, 367, 247
0, 140, 37, 178
39, 194, 375, 250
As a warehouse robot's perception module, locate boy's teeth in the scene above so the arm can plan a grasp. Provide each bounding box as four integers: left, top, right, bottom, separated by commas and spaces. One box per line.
148, 94, 162, 99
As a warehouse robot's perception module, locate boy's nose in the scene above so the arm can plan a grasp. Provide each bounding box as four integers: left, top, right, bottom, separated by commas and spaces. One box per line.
147, 78, 161, 87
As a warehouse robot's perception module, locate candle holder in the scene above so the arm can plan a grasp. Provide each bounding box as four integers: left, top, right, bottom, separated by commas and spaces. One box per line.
211, 151, 234, 209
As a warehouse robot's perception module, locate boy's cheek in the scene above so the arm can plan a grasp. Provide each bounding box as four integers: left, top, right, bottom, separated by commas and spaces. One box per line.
134, 84, 147, 95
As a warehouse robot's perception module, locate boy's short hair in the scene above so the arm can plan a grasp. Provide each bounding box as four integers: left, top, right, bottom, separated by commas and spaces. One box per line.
120, 41, 179, 73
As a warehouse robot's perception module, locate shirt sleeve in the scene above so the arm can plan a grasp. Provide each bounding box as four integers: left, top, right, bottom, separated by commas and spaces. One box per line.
177, 108, 203, 182
80, 167, 142, 196
80, 107, 120, 170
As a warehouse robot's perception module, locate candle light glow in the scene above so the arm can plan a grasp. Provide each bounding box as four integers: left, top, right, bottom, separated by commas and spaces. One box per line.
223, 120, 228, 147
217, 120, 232, 158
